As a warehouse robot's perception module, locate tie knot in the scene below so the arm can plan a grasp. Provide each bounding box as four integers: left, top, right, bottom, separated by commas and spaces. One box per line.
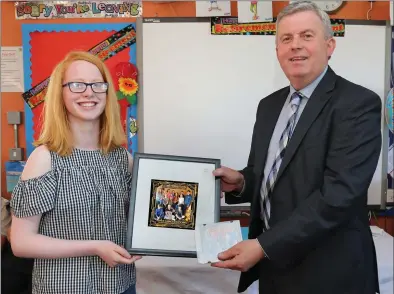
290, 91, 302, 109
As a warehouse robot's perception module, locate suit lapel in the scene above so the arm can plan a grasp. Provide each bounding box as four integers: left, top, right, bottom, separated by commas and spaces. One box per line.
275, 67, 337, 183
250, 88, 289, 223
257, 88, 290, 173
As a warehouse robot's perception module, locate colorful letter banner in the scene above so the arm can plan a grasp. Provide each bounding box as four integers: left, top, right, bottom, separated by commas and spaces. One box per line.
15, 1, 142, 19
22, 24, 136, 109
211, 17, 345, 37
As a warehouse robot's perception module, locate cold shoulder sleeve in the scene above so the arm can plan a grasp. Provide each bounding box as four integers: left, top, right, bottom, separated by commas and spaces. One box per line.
10, 171, 58, 218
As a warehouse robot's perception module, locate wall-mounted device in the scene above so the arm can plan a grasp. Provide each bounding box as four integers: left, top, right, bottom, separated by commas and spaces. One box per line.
312, 1, 344, 13
7, 111, 23, 161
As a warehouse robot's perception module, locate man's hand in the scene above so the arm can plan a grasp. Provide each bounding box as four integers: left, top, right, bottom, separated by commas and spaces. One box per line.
212, 166, 244, 193
211, 239, 265, 272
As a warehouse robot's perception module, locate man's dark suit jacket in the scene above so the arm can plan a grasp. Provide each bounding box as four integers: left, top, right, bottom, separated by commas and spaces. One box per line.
225, 66, 382, 294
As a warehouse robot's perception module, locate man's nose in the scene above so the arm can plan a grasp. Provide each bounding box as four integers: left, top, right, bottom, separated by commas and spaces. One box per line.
290, 36, 302, 49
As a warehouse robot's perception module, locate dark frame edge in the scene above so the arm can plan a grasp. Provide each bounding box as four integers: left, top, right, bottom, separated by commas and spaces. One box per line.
214, 158, 221, 223
131, 151, 220, 164
142, 17, 210, 23
128, 248, 197, 258
125, 153, 141, 251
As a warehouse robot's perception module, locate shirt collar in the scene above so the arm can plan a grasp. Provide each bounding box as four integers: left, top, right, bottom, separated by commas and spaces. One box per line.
289, 66, 328, 100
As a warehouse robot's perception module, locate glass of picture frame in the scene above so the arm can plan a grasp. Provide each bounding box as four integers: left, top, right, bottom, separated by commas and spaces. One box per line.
125, 152, 221, 258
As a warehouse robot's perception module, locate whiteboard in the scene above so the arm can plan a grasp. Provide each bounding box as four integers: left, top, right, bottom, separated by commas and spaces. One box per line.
140, 19, 389, 207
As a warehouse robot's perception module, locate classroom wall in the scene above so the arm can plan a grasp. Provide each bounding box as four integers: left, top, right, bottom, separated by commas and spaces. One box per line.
0, 1, 135, 198
141, 1, 390, 20
0, 1, 390, 198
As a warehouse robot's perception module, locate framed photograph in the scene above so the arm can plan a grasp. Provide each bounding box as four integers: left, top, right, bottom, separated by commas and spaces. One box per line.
125, 152, 221, 258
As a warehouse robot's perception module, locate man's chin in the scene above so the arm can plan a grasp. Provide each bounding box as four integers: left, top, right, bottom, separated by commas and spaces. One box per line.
289, 68, 308, 77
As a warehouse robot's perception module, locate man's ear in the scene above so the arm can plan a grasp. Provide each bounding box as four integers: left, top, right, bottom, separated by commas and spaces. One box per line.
327, 37, 336, 59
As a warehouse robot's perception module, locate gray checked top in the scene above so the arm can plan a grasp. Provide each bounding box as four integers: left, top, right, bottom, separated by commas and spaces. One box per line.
10, 147, 135, 294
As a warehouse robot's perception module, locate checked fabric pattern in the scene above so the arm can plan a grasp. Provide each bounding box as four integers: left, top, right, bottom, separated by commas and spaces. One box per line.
261, 91, 303, 230
10, 147, 136, 294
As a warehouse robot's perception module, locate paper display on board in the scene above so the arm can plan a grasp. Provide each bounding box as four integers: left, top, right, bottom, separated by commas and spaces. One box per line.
1, 47, 24, 93
210, 17, 345, 37
237, 1, 273, 23
195, 220, 243, 264
195, 1, 231, 17
22, 24, 136, 109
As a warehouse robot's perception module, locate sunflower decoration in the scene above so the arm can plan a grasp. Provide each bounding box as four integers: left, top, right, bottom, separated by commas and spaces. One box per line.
117, 77, 139, 105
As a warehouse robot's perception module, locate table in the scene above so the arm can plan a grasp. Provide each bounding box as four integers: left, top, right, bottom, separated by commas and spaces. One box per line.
135, 226, 393, 294
135, 256, 245, 294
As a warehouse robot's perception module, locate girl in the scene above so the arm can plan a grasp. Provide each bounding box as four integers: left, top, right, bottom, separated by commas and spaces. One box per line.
10, 51, 140, 294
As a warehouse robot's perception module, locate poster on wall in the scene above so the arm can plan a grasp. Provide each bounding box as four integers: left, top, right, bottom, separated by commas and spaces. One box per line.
1, 47, 24, 92
22, 24, 136, 109
15, 1, 142, 19
21, 23, 139, 158
236, 1, 273, 23
5, 161, 26, 193
196, 1, 231, 17
211, 17, 346, 37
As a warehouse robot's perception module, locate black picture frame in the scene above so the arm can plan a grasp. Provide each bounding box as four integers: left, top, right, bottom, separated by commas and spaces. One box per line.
125, 152, 221, 258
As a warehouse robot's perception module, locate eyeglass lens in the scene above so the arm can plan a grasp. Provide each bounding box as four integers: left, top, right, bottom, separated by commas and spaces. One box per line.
68, 82, 108, 93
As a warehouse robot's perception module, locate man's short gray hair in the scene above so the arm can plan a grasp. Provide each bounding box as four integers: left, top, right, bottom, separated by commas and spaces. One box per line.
276, 1, 333, 40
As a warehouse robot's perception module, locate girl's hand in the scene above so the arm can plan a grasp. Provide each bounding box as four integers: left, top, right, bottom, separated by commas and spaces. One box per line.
95, 240, 142, 268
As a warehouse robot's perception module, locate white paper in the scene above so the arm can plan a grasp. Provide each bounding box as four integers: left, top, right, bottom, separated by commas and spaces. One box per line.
196, 1, 231, 17
237, 1, 273, 23
1, 47, 24, 93
195, 220, 243, 264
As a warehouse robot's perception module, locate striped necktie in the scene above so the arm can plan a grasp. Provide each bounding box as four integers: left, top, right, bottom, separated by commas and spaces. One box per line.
261, 91, 303, 230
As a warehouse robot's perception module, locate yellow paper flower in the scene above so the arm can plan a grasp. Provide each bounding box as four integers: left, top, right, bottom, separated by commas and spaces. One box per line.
119, 77, 138, 96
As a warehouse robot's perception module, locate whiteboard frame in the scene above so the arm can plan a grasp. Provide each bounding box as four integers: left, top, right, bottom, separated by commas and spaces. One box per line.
136, 17, 390, 210
381, 19, 391, 210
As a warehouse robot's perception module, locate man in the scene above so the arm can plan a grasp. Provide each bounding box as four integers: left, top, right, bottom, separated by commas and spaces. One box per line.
212, 1, 382, 294
1, 197, 34, 293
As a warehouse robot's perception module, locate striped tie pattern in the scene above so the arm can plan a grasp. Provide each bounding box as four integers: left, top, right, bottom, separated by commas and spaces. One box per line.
261, 91, 303, 230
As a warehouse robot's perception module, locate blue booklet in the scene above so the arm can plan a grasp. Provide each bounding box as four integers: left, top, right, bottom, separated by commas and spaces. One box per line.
195, 220, 243, 264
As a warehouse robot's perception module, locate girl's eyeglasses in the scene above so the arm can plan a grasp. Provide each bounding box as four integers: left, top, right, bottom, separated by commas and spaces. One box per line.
62, 82, 108, 93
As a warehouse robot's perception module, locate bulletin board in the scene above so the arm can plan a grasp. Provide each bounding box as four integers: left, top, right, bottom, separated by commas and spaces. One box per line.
21, 22, 139, 157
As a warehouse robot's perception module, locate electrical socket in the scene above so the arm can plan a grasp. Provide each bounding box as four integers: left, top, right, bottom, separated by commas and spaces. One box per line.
7, 111, 22, 125
387, 189, 394, 204
9, 148, 23, 161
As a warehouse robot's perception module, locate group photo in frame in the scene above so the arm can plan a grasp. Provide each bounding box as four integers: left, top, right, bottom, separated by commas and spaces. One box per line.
125, 153, 221, 258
